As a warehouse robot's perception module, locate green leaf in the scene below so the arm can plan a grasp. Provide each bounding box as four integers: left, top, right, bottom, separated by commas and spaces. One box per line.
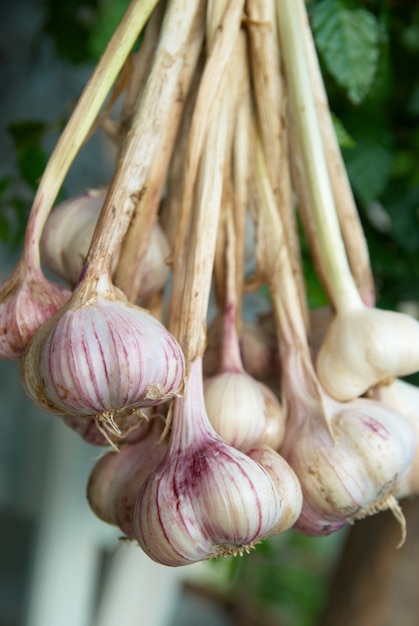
343, 139, 392, 206
331, 113, 355, 148
89, 0, 131, 60
8, 121, 50, 190
312, 0, 380, 104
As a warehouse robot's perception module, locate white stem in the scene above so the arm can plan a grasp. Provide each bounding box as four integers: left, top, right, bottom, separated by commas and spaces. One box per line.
275, 0, 362, 312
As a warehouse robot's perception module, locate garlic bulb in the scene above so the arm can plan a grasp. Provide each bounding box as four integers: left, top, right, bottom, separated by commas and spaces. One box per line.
87, 419, 167, 537
20, 272, 185, 430
283, 385, 414, 538
134, 358, 302, 566
204, 304, 284, 451
316, 306, 419, 401
40, 191, 170, 301
204, 372, 284, 451
371, 379, 419, 499
0, 265, 70, 360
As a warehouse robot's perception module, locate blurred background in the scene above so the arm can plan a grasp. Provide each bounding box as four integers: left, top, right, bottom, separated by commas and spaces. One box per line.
0, 1, 419, 625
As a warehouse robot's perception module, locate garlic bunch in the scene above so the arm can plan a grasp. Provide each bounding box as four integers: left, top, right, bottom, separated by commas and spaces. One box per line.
253, 126, 414, 542
40, 190, 170, 301
87, 418, 167, 537
21, 271, 185, 431
134, 358, 302, 566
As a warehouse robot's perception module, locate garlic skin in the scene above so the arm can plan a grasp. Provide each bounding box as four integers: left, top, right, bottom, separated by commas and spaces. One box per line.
204, 372, 284, 451
316, 306, 419, 401
40, 191, 170, 300
285, 395, 414, 536
20, 274, 185, 424
87, 420, 167, 537
134, 358, 302, 567
371, 379, 419, 499
0, 266, 70, 359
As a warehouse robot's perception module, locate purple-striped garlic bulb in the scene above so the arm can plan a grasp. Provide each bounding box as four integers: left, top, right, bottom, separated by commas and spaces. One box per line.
134, 358, 302, 566
204, 304, 284, 451
0, 264, 70, 359
281, 369, 414, 542
40, 191, 170, 301
87, 419, 167, 537
20, 271, 185, 433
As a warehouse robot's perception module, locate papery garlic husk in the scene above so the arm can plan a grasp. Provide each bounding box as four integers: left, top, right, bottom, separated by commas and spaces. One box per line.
284, 394, 414, 538
0, 265, 70, 359
370, 379, 419, 499
20, 273, 185, 428
316, 306, 419, 401
87, 419, 167, 537
40, 191, 170, 301
204, 371, 285, 451
134, 358, 302, 567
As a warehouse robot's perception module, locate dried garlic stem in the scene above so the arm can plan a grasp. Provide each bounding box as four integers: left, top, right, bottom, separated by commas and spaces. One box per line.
22, 0, 158, 272
254, 135, 310, 358
77, 0, 205, 296
213, 31, 247, 312
114, 4, 205, 302
119, 1, 167, 138
275, 0, 362, 313
247, 0, 308, 330
168, 0, 246, 336
174, 73, 231, 364
300, 2, 375, 306
159, 53, 204, 248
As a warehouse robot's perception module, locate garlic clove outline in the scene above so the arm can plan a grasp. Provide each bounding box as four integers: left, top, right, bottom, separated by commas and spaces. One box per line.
134, 358, 302, 567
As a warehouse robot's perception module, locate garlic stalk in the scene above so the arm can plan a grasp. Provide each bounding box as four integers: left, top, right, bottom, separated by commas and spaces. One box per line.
167, 0, 246, 352
0, 0, 158, 359
276, 0, 419, 401
254, 135, 414, 542
300, 2, 375, 307
113, 5, 204, 302
134, 357, 302, 566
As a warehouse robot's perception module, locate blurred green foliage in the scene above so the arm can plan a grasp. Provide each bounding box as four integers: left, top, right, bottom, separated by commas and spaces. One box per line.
2, 0, 419, 624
